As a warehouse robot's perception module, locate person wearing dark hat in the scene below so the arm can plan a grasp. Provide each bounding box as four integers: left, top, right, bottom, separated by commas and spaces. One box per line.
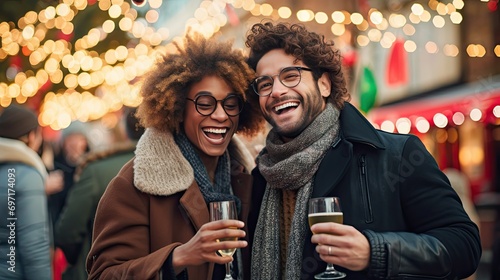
54, 107, 144, 280
0, 104, 52, 279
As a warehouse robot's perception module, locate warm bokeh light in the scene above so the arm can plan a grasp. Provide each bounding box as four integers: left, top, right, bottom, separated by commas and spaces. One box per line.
494, 105, 500, 118
404, 40, 417, 52
369, 10, 383, 25
315, 12, 328, 24
381, 120, 395, 132
432, 15, 445, 28
367, 29, 382, 42
453, 0, 465, 10
420, 10, 432, 22
380, 31, 396, 48
396, 117, 412, 134
260, 4, 273, 16
331, 11, 345, 23
411, 3, 425, 16
450, 11, 463, 24
278, 7, 292, 19
470, 108, 483, 121
389, 14, 406, 28
425, 41, 439, 54
433, 113, 448, 128
350, 12, 364, 25
452, 112, 465, 125
415, 117, 430, 133
459, 146, 484, 166
403, 24, 416, 36
444, 44, 460, 57
297, 9, 314, 22
357, 35, 370, 47
466, 44, 486, 57
331, 23, 345, 36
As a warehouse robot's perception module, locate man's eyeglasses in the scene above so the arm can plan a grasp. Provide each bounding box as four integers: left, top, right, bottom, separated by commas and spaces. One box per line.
251, 66, 313, 97
186, 94, 243, 117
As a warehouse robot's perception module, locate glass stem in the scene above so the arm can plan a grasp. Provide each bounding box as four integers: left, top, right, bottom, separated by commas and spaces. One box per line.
325, 263, 336, 272
225, 262, 232, 279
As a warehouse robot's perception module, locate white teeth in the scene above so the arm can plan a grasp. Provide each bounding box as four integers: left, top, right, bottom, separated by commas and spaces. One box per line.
203, 128, 227, 134
274, 102, 299, 112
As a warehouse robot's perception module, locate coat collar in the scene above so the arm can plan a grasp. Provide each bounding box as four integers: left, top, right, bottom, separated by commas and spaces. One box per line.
134, 128, 194, 196
312, 102, 384, 197
133, 128, 255, 197
340, 102, 386, 150
0, 137, 47, 179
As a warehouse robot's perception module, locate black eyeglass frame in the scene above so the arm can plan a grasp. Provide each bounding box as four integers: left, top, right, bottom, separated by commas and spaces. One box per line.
186, 94, 244, 117
251, 66, 313, 97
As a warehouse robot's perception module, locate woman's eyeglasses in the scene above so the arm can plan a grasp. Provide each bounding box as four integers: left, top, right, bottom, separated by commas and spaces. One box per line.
251, 66, 313, 97
186, 94, 243, 117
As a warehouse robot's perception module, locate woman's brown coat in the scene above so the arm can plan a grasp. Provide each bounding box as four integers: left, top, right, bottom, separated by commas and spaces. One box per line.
86, 129, 255, 280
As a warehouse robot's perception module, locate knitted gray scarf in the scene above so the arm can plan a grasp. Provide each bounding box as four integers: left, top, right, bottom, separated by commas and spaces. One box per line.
251, 104, 340, 279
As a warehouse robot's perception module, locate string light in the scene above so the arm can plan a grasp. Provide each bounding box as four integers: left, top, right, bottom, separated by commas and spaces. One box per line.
0, 0, 494, 130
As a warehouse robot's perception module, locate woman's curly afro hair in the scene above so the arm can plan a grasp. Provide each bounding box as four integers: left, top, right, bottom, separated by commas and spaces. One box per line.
245, 21, 350, 109
136, 32, 265, 138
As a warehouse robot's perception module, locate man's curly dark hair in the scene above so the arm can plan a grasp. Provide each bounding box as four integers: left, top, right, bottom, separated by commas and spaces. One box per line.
136, 32, 265, 138
245, 22, 350, 109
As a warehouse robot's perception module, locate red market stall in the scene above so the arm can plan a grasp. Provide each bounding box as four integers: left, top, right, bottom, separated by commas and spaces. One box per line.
367, 76, 500, 202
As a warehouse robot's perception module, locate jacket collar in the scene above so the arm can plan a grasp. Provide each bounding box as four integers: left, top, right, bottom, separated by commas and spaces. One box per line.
340, 102, 386, 150
134, 128, 255, 196
312, 102, 384, 197
0, 137, 47, 179
134, 128, 194, 196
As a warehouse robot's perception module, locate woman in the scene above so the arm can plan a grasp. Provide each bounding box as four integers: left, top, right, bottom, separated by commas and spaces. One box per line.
86, 33, 265, 280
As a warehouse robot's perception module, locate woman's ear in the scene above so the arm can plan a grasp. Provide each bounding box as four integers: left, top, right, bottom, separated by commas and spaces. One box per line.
318, 73, 331, 98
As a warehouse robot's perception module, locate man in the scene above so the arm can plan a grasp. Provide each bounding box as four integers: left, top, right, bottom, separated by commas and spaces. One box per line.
0, 104, 52, 279
54, 107, 144, 280
245, 22, 481, 279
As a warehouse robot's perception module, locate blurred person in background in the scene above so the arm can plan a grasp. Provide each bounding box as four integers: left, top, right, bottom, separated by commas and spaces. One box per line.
443, 168, 480, 280
48, 120, 90, 280
54, 107, 144, 280
86, 33, 265, 279
48, 120, 90, 228
490, 151, 500, 280
0, 104, 52, 279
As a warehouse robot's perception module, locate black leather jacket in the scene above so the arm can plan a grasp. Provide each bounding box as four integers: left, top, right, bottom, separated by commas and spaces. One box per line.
249, 102, 481, 279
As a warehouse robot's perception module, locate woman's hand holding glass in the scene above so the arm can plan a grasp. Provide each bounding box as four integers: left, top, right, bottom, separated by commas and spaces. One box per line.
209, 200, 240, 280
171, 207, 246, 276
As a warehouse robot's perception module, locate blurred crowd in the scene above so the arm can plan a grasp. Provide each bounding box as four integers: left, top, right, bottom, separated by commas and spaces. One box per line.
0, 104, 148, 280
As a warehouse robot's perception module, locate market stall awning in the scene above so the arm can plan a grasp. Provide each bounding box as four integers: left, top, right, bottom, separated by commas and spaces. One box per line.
368, 76, 500, 131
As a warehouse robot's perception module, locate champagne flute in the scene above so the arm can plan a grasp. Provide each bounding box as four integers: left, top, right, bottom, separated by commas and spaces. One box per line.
308, 197, 346, 279
209, 200, 238, 280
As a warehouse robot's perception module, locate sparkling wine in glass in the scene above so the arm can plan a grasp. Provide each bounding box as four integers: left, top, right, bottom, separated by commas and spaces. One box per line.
308, 197, 346, 279
209, 200, 238, 280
